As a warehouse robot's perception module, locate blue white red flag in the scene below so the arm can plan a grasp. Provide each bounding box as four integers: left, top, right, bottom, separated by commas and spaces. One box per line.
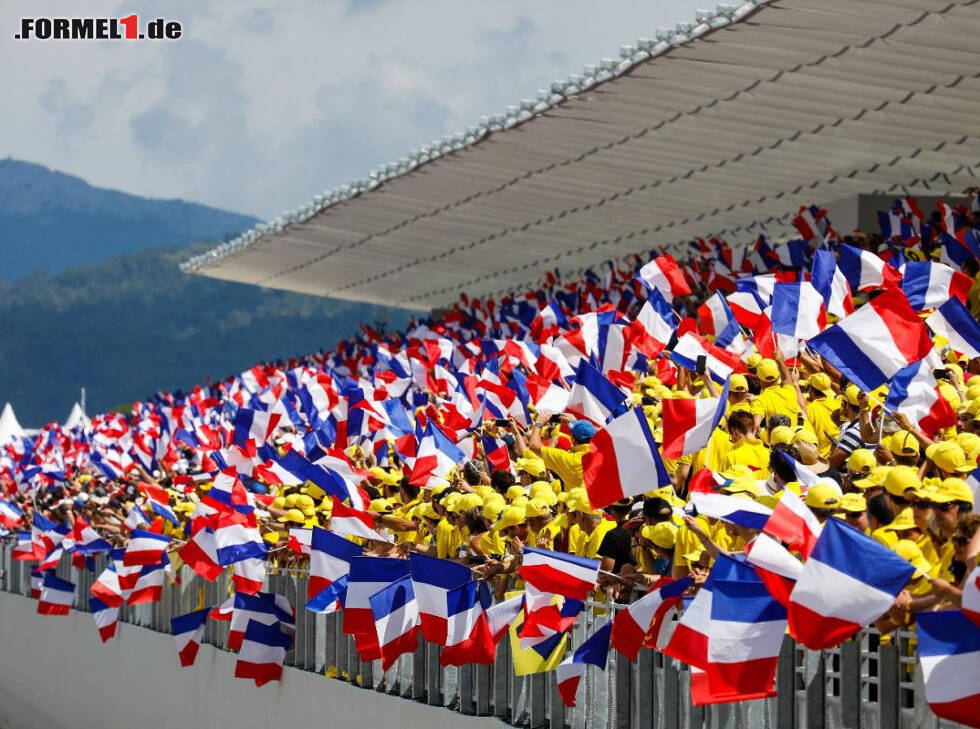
369, 575, 420, 670
914, 610, 980, 728
556, 621, 612, 707
926, 297, 980, 358
171, 607, 211, 667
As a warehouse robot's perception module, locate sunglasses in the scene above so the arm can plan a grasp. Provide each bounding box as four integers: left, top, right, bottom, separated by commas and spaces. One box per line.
912, 501, 935, 510
952, 536, 970, 546
891, 495, 909, 506
934, 502, 956, 513
844, 512, 864, 521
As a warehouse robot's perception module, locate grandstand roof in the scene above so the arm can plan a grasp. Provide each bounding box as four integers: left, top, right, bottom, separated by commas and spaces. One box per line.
182, 0, 980, 310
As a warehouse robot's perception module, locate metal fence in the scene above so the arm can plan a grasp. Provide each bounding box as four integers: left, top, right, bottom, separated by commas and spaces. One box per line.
0, 545, 966, 729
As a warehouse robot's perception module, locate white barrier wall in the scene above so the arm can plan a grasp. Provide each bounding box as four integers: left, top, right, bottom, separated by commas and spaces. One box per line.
0, 592, 501, 729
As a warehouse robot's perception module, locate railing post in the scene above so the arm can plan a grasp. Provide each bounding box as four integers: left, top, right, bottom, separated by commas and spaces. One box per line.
494, 630, 511, 719
776, 635, 797, 729
805, 651, 827, 729
426, 641, 442, 705
458, 663, 475, 715
475, 662, 492, 715
412, 643, 426, 700
529, 672, 546, 729
878, 641, 899, 729
840, 639, 861, 729
614, 652, 632, 729
637, 648, 656, 729
663, 657, 681, 729
548, 671, 565, 729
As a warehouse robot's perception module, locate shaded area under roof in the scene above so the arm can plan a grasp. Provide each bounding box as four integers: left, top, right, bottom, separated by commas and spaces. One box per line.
185, 0, 980, 310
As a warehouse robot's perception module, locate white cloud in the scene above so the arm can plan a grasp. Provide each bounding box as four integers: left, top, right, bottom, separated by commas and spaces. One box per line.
2, 0, 705, 217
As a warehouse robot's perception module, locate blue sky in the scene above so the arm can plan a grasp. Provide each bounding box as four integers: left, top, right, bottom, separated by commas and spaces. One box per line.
4, 0, 704, 218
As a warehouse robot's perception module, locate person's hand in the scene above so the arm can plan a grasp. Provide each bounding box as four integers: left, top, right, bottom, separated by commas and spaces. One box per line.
682, 514, 708, 542
893, 589, 912, 611
928, 578, 960, 602
857, 391, 869, 411
875, 444, 895, 465
892, 412, 913, 431
535, 411, 552, 427
774, 348, 785, 364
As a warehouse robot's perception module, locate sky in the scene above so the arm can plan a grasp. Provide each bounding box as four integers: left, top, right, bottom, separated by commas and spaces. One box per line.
3, 0, 705, 219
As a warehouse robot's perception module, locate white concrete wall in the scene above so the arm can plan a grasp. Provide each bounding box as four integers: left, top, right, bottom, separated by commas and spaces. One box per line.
0, 591, 501, 729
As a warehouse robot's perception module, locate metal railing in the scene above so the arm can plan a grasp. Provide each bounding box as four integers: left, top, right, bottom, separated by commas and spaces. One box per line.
0, 546, 966, 729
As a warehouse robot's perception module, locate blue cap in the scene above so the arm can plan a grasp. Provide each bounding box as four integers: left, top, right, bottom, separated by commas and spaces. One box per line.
570, 420, 597, 443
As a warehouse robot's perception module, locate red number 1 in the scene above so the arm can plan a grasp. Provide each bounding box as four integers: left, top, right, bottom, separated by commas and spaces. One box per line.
120, 14, 137, 39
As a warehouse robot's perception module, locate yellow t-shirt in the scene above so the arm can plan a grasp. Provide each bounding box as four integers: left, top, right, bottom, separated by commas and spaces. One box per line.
528, 521, 562, 551
568, 523, 587, 556
724, 437, 771, 474
435, 518, 462, 560
539, 444, 590, 491
751, 384, 800, 423
584, 520, 618, 559
871, 527, 898, 548
804, 401, 841, 459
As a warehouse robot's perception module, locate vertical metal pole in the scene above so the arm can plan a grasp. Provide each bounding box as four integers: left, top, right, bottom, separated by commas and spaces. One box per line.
840, 639, 861, 729
663, 657, 681, 729
529, 673, 547, 729
615, 654, 632, 729
458, 663, 475, 715
548, 671, 565, 729
426, 642, 442, 706
475, 662, 492, 715
412, 643, 426, 700
347, 636, 361, 686
637, 647, 656, 729
878, 643, 899, 729
777, 635, 797, 729
806, 652, 827, 729
494, 631, 511, 719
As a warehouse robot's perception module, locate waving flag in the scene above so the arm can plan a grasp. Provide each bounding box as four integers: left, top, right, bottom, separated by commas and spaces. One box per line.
232, 407, 282, 448
565, 359, 628, 426
745, 534, 803, 609
688, 493, 773, 531
29, 569, 43, 599
37, 573, 75, 616
0, 499, 22, 529
128, 562, 167, 605
228, 591, 295, 652
762, 488, 823, 558
370, 575, 420, 670
329, 497, 390, 542
89, 597, 118, 643
11, 531, 35, 561
697, 293, 740, 347
519, 547, 599, 601
706, 579, 785, 700
171, 607, 211, 667
408, 422, 466, 487
583, 406, 671, 509
770, 282, 825, 340
306, 576, 349, 614
178, 527, 223, 581
808, 287, 932, 392
213, 512, 267, 566
408, 552, 473, 644
886, 354, 956, 437
962, 566, 980, 629
915, 611, 980, 728
309, 527, 363, 599
611, 577, 691, 660
838, 244, 901, 292
91, 563, 126, 608
901, 262, 971, 311
234, 620, 292, 686
630, 291, 677, 358
344, 556, 410, 660
926, 297, 980, 358
670, 333, 743, 384
440, 579, 495, 666
810, 250, 854, 319
637, 255, 691, 301
660, 383, 729, 460
556, 621, 612, 708
232, 558, 266, 595
788, 518, 914, 649
122, 529, 171, 566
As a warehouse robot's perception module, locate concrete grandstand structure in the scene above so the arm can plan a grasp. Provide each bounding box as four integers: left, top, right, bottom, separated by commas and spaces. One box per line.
182, 0, 980, 310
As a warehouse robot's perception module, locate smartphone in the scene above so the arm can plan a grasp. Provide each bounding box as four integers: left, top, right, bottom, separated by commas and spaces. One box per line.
494, 419, 510, 428
695, 354, 707, 375
548, 414, 562, 424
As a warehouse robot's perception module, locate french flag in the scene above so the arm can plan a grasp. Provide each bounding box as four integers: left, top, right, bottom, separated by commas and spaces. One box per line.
139, 482, 179, 525
810, 250, 854, 319
660, 382, 729, 460
213, 512, 267, 566
774, 450, 821, 491
518, 547, 599, 601
11, 531, 35, 561
343, 556, 410, 660
89, 597, 118, 643
286, 527, 312, 556
697, 293, 740, 347
171, 607, 211, 667
885, 354, 956, 437
787, 518, 914, 650
329, 497, 390, 542
688, 493, 773, 531
0, 499, 22, 529
369, 575, 420, 670
122, 529, 171, 566
309, 527, 363, 600
408, 422, 466, 487
725, 291, 765, 329
901, 262, 972, 311
228, 591, 295, 652
122, 504, 150, 531
629, 290, 678, 358
669, 333, 744, 385
610, 577, 691, 660
91, 563, 127, 608
962, 566, 980, 629
926, 297, 980, 358
408, 552, 473, 644
486, 594, 525, 644
745, 534, 803, 609
915, 611, 980, 728
178, 527, 223, 581
30, 569, 43, 599
556, 621, 612, 708
838, 243, 901, 292
636, 254, 691, 301
127, 562, 167, 605
232, 406, 282, 448
793, 205, 834, 243
234, 620, 292, 686
582, 406, 671, 510
770, 282, 826, 341
565, 359, 628, 426
37, 573, 74, 616
440, 580, 496, 666
306, 576, 349, 615
70, 518, 111, 556
762, 488, 823, 559
705, 579, 785, 700
808, 287, 933, 392
232, 558, 266, 595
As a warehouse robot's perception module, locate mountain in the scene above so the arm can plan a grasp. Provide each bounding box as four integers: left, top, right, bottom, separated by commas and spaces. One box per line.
0, 158, 259, 280
0, 243, 408, 426
0, 160, 409, 426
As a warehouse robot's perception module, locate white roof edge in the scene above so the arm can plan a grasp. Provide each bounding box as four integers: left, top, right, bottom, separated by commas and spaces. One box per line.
179, 0, 771, 276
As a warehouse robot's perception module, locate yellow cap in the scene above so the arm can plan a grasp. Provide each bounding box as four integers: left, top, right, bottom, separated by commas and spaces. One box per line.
642, 522, 678, 549
793, 427, 819, 446
888, 431, 919, 455
301, 483, 327, 500
883, 507, 918, 532
925, 442, 975, 474
757, 358, 780, 382
839, 493, 867, 513
808, 373, 833, 395
884, 466, 921, 496
369, 498, 393, 514
720, 465, 756, 481
295, 494, 316, 517
417, 503, 439, 520
495, 506, 526, 531
524, 498, 553, 519
515, 456, 547, 478
892, 539, 932, 578
505, 485, 527, 501
843, 384, 863, 407
284, 494, 300, 509
278, 508, 307, 524
846, 449, 876, 475
805, 482, 841, 509
528, 481, 558, 505
769, 426, 794, 447
458, 493, 484, 512
936, 477, 975, 505
721, 479, 761, 498
730, 374, 748, 393
853, 465, 892, 490
956, 432, 980, 456
565, 488, 596, 515
746, 353, 762, 369
482, 500, 505, 522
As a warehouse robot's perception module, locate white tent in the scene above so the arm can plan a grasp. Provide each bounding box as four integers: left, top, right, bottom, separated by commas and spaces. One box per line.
0, 403, 25, 445
64, 402, 90, 430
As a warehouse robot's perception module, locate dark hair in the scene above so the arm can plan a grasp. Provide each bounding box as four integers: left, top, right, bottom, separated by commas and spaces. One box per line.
399, 482, 420, 500
463, 460, 483, 486
490, 470, 517, 493
867, 494, 894, 526
463, 506, 489, 535
728, 410, 755, 438
769, 445, 800, 483
963, 258, 980, 276
767, 414, 791, 430
642, 497, 672, 522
